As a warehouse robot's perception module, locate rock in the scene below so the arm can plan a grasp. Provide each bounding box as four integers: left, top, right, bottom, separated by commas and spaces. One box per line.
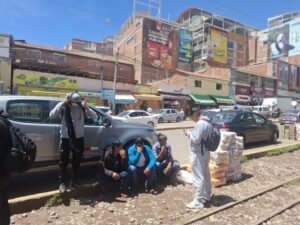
145, 218, 154, 224
130, 218, 136, 223
31, 210, 36, 214
108, 207, 114, 213
22, 213, 28, 218
124, 211, 130, 216
10, 221, 15, 225
72, 210, 79, 214
50, 212, 56, 216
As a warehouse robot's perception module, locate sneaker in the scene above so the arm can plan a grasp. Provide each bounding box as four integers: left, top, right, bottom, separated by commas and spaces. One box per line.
70, 181, 82, 189
145, 188, 158, 195
59, 183, 67, 194
120, 193, 128, 198
186, 199, 204, 209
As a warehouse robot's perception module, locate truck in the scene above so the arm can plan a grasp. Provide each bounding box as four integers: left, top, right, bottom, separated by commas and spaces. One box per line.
262, 97, 292, 112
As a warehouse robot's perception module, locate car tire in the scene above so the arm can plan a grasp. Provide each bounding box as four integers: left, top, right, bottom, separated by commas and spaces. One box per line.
176, 117, 182, 122
271, 132, 278, 144
147, 121, 154, 127
158, 118, 163, 123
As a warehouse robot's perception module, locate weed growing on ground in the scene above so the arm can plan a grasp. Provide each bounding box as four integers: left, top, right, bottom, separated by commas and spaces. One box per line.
45, 194, 63, 207
266, 144, 300, 157
284, 177, 300, 187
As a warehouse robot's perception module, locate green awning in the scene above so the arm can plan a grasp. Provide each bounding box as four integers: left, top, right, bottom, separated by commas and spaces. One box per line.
190, 95, 216, 105
211, 96, 235, 104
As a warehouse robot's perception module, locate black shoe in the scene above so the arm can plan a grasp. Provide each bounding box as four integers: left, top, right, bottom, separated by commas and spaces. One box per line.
70, 181, 82, 189
59, 183, 67, 194
145, 188, 157, 195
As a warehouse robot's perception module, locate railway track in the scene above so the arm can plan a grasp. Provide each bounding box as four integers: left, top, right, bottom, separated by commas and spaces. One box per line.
178, 176, 300, 225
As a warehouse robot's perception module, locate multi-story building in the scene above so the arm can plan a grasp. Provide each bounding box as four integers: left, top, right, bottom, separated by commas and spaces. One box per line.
176, 8, 257, 71
10, 40, 137, 107
268, 10, 300, 28
64, 38, 114, 56
0, 33, 12, 94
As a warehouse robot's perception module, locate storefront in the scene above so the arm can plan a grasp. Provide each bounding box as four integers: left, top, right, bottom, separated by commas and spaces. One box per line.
133, 85, 162, 111
210, 96, 235, 105
189, 94, 217, 110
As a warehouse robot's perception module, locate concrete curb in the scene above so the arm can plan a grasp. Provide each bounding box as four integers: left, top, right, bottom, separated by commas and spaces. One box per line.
8, 142, 300, 215
156, 125, 194, 131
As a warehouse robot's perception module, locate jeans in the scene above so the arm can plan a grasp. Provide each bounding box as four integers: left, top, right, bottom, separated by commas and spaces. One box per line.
128, 165, 156, 190
59, 138, 84, 184
156, 160, 180, 180
97, 171, 129, 192
0, 191, 9, 225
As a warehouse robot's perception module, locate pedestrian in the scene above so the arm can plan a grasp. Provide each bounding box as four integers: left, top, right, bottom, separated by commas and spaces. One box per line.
147, 107, 153, 114
153, 134, 180, 183
97, 140, 130, 198
0, 111, 11, 225
49, 93, 97, 193
184, 110, 212, 209
128, 137, 156, 195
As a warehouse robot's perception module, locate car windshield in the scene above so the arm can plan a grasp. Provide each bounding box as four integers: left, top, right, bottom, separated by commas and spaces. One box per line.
212, 112, 238, 123
117, 111, 130, 117
284, 110, 300, 115
159, 110, 166, 114
203, 111, 217, 119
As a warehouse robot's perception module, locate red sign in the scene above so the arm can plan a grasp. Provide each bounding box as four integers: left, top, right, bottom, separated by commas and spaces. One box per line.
264, 89, 275, 97
236, 85, 250, 95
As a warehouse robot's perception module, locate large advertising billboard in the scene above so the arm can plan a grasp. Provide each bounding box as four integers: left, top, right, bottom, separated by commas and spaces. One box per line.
289, 19, 300, 56
143, 18, 173, 69
211, 28, 227, 64
268, 19, 300, 58
278, 61, 289, 90
178, 29, 193, 63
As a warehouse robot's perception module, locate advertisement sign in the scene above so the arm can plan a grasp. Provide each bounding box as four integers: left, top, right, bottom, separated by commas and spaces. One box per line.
13, 70, 79, 89
278, 61, 289, 90
290, 64, 298, 90
268, 21, 298, 58
0, 36, 10, 58
160, 85, 190, 95
101, 89, 115, 102
289, 19, 300, 56
235, 85, 250, 96
210, 28, 227, 64
143, 18, 173, 69
178, 29, 193, 63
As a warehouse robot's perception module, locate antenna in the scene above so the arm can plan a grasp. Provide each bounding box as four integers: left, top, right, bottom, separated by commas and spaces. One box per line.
133, 0, 162, 18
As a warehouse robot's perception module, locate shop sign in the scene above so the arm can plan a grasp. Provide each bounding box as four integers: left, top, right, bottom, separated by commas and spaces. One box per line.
160, 85, 190, 95
101, 89, 115, 101
277, 89, 292, 97
235, 85, 250, 95
235, 95, 250, 102
134, 85, 158, 94
37, 59, 58, 66
264, 89, 275, 97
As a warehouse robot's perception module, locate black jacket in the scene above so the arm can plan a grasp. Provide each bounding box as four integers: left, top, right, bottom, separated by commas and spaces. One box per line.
0, 117, 11, 191
98, 147, 128, 177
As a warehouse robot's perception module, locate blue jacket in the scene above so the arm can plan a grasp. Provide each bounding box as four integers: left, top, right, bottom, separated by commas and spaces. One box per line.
128, 144, 156, 170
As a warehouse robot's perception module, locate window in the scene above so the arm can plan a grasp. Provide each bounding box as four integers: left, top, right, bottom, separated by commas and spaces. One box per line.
129, 112, 139, 117
237, 43, 244, 51
252, 113, 266, 124
53, 53, 66, 62
140, 112, 149, 116
89, 60, 100, 67
27, 49, 41, 59
119, 65, 125, 71
228, 41, 234, 49
216, 83, 222, 90
171, 110, 177, 114
213, 19, 223, 28
240, 113, 254, 123
7, 100, 50, 123
166, 110, 171, 115
85, 109, 104, 126
195, 80, 202, 87
83, 42, 96, 51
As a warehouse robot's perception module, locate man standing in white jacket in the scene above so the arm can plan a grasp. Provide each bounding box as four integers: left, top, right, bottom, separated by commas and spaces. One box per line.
50, 93, 97, 193
184, 110, 212, 209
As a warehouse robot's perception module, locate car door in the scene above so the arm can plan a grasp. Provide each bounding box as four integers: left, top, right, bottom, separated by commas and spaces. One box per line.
238, 113, 257, 143
171, 109, 177, 121
83, 108, 112, 158
7, 99, 57, 163
252, 113, 270, 141
140, 111, 151, 124
128, 112, 141, 123
165, 109, 172, 121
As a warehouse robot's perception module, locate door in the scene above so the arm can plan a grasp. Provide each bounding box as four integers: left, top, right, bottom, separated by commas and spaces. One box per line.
6, 99, 57, 163
84, 109, 111, 158
171, 109, 178, 121
252, 113, 270, 141
128, 112, 141, 123
165, 109, 172, 121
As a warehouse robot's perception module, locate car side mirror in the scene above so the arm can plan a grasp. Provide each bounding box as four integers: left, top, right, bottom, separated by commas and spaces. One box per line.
103, 117, 112, 127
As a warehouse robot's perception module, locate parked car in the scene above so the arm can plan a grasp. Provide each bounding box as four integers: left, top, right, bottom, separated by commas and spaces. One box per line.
0, 96, 157, 167
202, 109, 221, 120
212, 111, 279, 145
279, 109, 300, 125
94, 106, 112, 115
252, 105, 271, 119
113, 110, 158, 127
154, 109, 184, 123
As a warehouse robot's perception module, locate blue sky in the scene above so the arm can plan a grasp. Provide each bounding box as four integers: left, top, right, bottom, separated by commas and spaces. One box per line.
0, 0, 299, 48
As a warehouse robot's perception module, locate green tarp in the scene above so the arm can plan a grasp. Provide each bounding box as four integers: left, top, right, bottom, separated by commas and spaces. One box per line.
190, 95, 217, 105
211, 96, 235, 104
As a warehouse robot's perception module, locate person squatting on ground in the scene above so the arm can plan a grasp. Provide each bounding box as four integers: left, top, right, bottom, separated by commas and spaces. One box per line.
128, 137, 157, 194
153, 134, 180, 183
184, 110, 212, 209
49, 93, 97, 193
97, 140, 130, 198
0, 111, 11, 225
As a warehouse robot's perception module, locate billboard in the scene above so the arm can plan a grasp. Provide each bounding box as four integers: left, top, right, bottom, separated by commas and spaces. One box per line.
178, 29, 193, 63
278, 61, 289, 90
290, 64, 298, 90
143, 18, 173, 69
210, 28, 227, 64
289, 19, 300, 56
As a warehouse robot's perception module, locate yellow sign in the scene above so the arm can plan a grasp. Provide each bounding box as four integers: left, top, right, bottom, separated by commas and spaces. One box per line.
134, 85, 158, 94
16, 85, 72, 98
211, 28, 227, 64
13, 70, 79, 89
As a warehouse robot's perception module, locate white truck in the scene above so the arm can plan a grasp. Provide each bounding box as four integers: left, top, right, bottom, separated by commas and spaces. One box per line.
262, 97, 292, 112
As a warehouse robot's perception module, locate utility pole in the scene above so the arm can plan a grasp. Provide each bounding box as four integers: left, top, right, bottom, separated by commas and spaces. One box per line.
100, 63, 104, 105
112, 47, 119, 114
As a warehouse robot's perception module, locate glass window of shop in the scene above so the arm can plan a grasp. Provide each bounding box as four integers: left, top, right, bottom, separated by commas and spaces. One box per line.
27, 49, 41, 59
233, 71, 249, 85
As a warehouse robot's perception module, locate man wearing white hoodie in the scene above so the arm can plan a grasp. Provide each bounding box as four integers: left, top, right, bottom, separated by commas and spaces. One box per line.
184, 110, 212, 209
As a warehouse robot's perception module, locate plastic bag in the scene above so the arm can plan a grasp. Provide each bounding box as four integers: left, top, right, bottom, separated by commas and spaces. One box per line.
176, 170, 193, 184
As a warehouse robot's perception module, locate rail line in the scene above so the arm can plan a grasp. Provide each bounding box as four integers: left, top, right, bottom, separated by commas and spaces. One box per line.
178, 176, 300, 225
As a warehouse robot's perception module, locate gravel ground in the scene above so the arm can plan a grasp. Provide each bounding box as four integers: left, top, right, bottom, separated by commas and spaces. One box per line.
11, 150, 300, 225
266, 204, 300, 225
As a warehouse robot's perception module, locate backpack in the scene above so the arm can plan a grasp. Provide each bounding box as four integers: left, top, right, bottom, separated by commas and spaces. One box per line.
201, 119, 221, 153
0, 116, 37, 173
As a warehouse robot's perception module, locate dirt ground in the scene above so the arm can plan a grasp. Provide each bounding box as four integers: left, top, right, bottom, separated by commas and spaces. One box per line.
11, 150, 300, 225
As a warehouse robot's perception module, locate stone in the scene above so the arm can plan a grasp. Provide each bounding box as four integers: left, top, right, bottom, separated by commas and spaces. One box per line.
145, 218, 154, 224
108, 207, 114, 213
130, 218, 136, 223
22, 213, 28, 218
72, 210, 79, 214
50, 212, 56, 216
